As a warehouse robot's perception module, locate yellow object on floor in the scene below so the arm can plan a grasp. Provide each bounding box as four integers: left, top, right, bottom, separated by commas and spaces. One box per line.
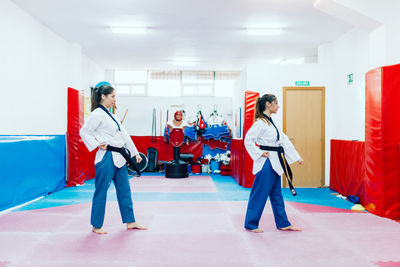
351, 204, 366, 211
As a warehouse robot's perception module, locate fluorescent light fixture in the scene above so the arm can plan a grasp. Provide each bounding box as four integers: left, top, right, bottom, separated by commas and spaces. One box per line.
313, 0, 321, 7
246, 28, 282, 35
110, 27, 149, 34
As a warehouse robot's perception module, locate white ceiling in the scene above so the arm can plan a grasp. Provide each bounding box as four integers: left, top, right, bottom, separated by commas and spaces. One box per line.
12, 0, 353, 70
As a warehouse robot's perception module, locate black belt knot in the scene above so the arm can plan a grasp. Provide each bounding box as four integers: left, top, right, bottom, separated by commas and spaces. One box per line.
259, 145, 297, 196
106, 145, 141, 176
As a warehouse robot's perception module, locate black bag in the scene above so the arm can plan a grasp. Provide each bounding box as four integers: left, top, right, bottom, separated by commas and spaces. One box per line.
146, 147, 157, 172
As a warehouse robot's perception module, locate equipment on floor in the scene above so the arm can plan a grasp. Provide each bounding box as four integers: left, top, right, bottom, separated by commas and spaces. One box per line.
165, 128, 188, 178
146, 147, 157, 172
179, 153, 194, 164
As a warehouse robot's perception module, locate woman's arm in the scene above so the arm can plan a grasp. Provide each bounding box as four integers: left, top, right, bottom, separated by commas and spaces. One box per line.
281, 132, 302, 164
244, 121, 266, 161
80, 113, 102, 152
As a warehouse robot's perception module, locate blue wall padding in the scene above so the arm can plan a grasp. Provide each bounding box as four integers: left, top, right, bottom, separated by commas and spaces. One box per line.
0, 135, 66, 211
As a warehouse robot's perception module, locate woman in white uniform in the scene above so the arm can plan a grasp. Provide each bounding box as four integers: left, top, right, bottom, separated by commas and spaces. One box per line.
244, 94, 303, 233
80, 84, 147, 234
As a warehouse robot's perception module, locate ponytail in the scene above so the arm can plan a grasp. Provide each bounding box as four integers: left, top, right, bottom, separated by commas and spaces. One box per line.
253, 94, 277, 125
90, 85, 115, 112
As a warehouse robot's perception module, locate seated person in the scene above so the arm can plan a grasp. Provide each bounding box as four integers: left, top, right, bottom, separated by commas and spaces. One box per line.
167, 110, 188, 132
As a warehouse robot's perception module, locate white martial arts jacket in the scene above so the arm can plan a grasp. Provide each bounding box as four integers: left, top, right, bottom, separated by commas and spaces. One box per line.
167, 120, 188, 129
244, 118, 301, 176
80, 107, 139, 168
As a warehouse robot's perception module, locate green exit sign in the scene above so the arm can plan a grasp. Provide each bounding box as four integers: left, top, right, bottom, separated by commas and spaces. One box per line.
295, 81, 310, 86
347, 73, 354, 85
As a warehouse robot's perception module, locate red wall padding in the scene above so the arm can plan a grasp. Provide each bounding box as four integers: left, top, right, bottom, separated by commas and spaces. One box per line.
242, 91, 259, 188
230, 139, 243, 185
67, 88, 95, 186
130, 136, 203, 162
365, 64, 400, 220
329, 140, 365, 204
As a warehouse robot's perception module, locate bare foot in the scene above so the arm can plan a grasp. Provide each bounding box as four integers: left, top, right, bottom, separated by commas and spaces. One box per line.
247, 228, 264, 233
279, 225, 301, 231
127, 222, 148, 230
92, 227, 107, 234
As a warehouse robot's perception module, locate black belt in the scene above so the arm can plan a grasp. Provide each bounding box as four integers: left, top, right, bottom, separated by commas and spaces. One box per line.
106, 145, 141, 176
259, 145, 297, 196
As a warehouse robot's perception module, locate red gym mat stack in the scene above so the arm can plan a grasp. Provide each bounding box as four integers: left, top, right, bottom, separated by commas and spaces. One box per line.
231, 91, 259, 188
365, 64, 400, 220
241, 91, 259, 188
67, 87, 95, 186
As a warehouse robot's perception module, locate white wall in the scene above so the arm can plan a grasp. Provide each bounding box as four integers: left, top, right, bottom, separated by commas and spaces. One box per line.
82, 55, 105, 95
240, 29, 374, 186
384, 22, 400, 65
331, 0, 400, 66
115, 96, 232, 136
242, 64, 331, 184
0, 0, 104, 135
239, 26, 396, 186
245, 64, 328, 129
321, 28, 370, 141
232, 68, 247, 139
313, 1, 400, 186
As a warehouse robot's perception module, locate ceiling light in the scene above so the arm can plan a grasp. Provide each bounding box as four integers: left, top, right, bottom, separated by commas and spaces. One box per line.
110, 27, 149, 34
246, 28, 282, 36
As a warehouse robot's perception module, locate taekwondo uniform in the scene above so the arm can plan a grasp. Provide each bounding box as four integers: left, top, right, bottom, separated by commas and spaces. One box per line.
244, 116, 301, 230
80, 105, 139, 229
167, 120, 188, 129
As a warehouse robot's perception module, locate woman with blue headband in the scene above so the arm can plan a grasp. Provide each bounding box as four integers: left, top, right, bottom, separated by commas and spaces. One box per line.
80, 83, 147, 234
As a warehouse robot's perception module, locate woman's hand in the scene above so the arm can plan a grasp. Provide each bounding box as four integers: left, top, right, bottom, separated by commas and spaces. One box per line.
261, 152, 269, 158
298, 159, 304, 165
135, 154, 142, 163
98, 143, 108, 150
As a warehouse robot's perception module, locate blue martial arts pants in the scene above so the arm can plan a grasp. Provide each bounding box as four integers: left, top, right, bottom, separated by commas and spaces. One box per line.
91, 151, 135, 228
244, 158, 291, 230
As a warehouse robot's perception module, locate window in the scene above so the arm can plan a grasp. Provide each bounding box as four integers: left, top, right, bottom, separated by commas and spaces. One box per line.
112, 70, 241, 97
182, 71, 214, 96
182, 84, 214, 96
115, 84, 147, 95
115, 71, 147, 83
148, 71, 181, 96
114, 70, 148, 96
214, 71, 240, 97
115, 85, 130, 95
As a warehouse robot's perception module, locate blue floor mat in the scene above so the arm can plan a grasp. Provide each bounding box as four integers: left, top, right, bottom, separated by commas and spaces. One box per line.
13, 174, 353, 211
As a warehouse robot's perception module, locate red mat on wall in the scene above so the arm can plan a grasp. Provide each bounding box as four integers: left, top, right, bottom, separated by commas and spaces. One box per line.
230, 139, 243, 186
67, 88, 95, 186
365, 64, 400, 220
130, 136, 203, 162
241, 91, 259, 188
329, 140, 365, 204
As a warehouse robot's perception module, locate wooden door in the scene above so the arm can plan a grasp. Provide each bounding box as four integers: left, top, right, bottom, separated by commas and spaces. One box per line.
283, 87, 325, 187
